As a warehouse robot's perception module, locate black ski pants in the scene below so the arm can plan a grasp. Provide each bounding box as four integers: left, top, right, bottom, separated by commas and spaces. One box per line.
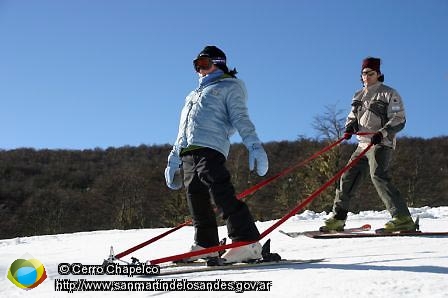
181, 148, 260, 248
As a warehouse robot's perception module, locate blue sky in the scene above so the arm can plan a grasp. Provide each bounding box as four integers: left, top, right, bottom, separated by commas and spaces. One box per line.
1, 0, 447, 150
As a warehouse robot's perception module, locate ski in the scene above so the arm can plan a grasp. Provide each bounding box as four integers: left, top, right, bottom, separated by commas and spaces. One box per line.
154, 258, 325, 276
307, 230, 448, 239
279, 224, 371, 238
159, 260, 216, 269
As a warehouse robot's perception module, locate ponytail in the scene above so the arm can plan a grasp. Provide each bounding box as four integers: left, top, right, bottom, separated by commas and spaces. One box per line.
217, 64, 238, 78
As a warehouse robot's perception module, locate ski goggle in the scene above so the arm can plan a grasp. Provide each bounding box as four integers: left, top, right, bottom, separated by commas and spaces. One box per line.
193, 56, 213, 72
361, 70, 377, 77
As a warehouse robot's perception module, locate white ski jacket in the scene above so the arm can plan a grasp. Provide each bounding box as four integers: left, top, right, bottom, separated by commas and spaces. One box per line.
171, 73, 261, 158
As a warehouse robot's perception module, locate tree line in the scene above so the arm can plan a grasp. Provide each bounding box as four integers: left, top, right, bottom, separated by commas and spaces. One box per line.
1, 136, 447, 239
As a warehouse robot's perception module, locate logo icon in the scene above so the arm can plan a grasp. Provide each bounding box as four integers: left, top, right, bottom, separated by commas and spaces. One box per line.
7, 253, 47, 290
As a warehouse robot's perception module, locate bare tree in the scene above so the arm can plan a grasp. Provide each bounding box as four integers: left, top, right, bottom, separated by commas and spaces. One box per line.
308, 103, 348, 211
312, 103, 347, 140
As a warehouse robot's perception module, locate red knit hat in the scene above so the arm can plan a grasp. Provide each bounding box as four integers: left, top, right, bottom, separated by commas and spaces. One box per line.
362, 57, 381, 73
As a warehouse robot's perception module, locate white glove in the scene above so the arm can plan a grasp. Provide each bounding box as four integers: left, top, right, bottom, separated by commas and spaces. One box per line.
248, 143, 268, 176
164, 151, 182, 190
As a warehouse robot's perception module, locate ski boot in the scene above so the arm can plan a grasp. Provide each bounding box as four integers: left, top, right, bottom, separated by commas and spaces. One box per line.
221, 242, 262, 264
381, 215, 417, 233
319, 217, 346, 232
174, 243, 219, 263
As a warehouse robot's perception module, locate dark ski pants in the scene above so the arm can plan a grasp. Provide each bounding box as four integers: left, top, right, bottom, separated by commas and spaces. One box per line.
332, 144, 411, 220
181, 148, 260, 248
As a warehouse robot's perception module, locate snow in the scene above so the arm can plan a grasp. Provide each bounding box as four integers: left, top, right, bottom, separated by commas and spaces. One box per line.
2, 207, 448, 298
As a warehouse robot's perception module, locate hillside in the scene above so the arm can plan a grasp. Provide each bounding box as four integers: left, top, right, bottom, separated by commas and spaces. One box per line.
1, 137, 447, 239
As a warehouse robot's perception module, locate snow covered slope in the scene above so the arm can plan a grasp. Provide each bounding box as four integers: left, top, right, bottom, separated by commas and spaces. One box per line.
1, 207, 448, 297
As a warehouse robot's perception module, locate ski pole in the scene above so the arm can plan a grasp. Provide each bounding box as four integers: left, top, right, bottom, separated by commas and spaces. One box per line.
235, 131, 373, 199
148, 143, 373, 265
259, 143, 373, 238
114, 137, 347, 260
114, 220, 190, 260
237, 136, 345, 198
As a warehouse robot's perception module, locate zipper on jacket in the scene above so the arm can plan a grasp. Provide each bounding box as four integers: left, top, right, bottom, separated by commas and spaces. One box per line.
182, 89, 202, 147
